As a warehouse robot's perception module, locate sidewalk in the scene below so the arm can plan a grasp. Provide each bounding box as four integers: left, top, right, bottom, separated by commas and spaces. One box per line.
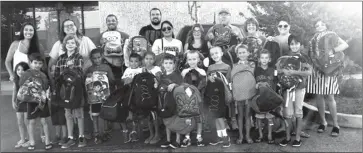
0, 81, 13, 95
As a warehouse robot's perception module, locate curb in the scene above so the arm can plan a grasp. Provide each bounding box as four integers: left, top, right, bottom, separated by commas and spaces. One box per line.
303, 102, 362, 129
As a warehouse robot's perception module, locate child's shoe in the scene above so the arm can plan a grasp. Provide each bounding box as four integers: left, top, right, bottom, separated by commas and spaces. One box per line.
279, 139, 291, 147
160, 141, 171, 148
129, 131, 139, 142
222, 136, 231, 148
94, 134, 103, 144
123, 131, 130, 143
45, 143, 53, 150
78, 137, 87, 147
61, 138, 76, 149
15, 139, 28, 148
197, 138, 205, 147
149, 135, 161, 144
170, 141, 180, 149
209, 137, 223, 146
180, 138, 191, 148
292, 140, 301, 147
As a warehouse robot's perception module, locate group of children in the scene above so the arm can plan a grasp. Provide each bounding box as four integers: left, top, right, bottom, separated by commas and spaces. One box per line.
12, 32, 312, 151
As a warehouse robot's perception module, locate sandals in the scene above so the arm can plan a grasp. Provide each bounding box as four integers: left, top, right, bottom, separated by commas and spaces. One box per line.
45, 144, 53, 150
268, 139, 275, 144
255, 137, 262, 143
331, 127, 340, 137
27, 145, 35, 151
317, 124, 326, 133
236, 138, 243, 144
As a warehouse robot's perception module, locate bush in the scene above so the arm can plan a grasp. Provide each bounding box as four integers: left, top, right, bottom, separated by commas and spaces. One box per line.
340, 78, 362, 98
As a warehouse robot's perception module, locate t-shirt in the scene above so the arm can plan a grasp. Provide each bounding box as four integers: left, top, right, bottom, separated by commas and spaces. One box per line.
121, 67, 143, 80
181, 67, 206, 78
85, 64, 115, 84
139, 24, 163, 45
254, 66, 277, 91
144, 66, 162, 78
152, 38, 183, 57
159, 70, 183, 91
49, 36, 96, 69
207, 62, 231, 81
274, 34, 291, 57
98, 30, 130, 67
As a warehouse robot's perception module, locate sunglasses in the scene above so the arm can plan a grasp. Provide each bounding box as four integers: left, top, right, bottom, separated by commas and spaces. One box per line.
162, 27, 172, 32
278, 24, 289, 28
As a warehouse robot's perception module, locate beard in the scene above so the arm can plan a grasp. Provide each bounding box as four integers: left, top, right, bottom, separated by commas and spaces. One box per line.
151, 19, 161, 25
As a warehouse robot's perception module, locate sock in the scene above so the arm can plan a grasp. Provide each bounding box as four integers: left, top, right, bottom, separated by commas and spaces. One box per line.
122, 130, 128, 133
185, 135, 190, 140
68, 136, 74, 139
217, 130, 222, 137
79, 135, 84, 138
196, 134, 202, 141
221, 129, 227, 137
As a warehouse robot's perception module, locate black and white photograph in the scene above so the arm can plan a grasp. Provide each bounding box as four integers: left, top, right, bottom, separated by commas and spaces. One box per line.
0, 1, 362, 152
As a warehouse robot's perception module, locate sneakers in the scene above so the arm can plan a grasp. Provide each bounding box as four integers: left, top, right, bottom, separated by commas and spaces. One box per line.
197, 138, 205, 147
78, 137, 87, 147
58, 137, 68, 146
94, 135, 103, 144
317, 124, 326, 133
222, 136, 231, 148
170, 141, 180, 149
279, 139, 291, 147
123, 131, 130, 143
129, 131, 139, 142
61, 138, 76, 149
292, 140, 302, 147
331, 127, 340, 137
181, 138, 191, 148
160, 141, 171, 148
209, 137, 223, 146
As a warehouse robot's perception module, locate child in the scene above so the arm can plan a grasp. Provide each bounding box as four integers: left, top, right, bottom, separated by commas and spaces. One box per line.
142, 51, 162, 144
180, 50, 206, 147
54, 35, 86, 148
159, 54, 184, 149
232, 45, 255, 144
84, 48, 115, 144
206, 46, 231, 147
121, 53, 143, 142
254, 49, 278, 144
12, 62, 30, 148
278, 35, 312, 147
19, 53, 52, 150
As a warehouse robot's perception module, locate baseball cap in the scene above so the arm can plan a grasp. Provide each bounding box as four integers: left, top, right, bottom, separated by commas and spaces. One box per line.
219, 8, 230, 15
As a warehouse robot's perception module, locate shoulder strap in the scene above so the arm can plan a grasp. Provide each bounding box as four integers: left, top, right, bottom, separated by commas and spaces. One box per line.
17, 40, 22, 50
161, 38, 164, 54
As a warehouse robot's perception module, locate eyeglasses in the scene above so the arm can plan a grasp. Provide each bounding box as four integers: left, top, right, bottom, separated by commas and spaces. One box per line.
162, 27, 172, 32
278, 24, 289, 28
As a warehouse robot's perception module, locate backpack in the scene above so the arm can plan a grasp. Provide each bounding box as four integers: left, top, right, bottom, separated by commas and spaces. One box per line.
100, 86, 130, 122
309, 31, 344, 76
17, 70, 47, 104
231, 64, 257, 101
204, 79, 225, 113
242, 36, 263, 63
130, 36, 150, 57
183, 69, 205, 90
85, 71, 111, 104
214, 72, 232, 105
276, 55, 303, 89
173, 83, 202, 118
158, 91, 177, 118
55, 68, 84, 109
129, 72, 158, 111
163, 115, 196, 135
211, 24, 232, 47
250, 82, 284, 114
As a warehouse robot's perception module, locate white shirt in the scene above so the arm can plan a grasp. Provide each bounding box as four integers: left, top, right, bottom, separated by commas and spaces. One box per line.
152, 38, 183, 56
121, 67, 143, 79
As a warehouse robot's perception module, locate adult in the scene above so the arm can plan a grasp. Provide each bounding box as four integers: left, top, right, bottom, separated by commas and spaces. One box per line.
5, 22, 44, 81
152, 20, 183, 66
139, 8, 163, 45
184, 24, 209, 58
242, 17, 267, 65
98, 14, 129, 80
267, 16, 291, 57
307, 20, 348, 137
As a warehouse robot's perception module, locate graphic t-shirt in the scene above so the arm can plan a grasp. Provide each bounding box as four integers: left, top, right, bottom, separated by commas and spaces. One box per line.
139, 24, 163, 45
254, 66, 277, 91
121, 67, 143, 80
152, 38, 183, 57
99, 30, 130, 67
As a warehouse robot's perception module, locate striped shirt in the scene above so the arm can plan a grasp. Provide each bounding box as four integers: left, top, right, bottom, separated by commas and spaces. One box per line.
54, 52, 84, 78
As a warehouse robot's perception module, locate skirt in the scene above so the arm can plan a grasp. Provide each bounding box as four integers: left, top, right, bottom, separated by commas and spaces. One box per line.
306, 70, 340, 95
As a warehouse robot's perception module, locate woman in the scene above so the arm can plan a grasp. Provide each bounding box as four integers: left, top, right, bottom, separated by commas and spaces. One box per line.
152, 20, 183, 66
307, 20, 348, 137
5, 22, 43, 81
184, 24, 209, 58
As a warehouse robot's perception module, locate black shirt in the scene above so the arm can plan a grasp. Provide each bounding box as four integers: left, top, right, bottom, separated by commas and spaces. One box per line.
254, 66, 277, 91
139, 24, 163, 45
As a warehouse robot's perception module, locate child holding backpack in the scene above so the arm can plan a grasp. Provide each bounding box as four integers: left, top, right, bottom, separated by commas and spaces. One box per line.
254, 49, 278, 144
18, 53, 52, 150
206, 46, 231, 147
54, 35, 86, 148
180, 50, 206, 148
84, 48, 115, 144
277, 35, 312, 147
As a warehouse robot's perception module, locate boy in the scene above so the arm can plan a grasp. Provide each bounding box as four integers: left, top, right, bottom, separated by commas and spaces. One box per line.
20, 53, 52, 150
254, 49, 278, 144
85, 48, 115, 144
159, 54, 184, 149
278, 35, 312, 147
54, 36, 86, 148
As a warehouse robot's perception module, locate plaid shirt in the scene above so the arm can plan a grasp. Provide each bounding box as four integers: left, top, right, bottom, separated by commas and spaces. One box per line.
54, 52, 84, 78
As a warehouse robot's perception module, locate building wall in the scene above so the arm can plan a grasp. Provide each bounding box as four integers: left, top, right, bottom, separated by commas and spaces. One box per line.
98, 2, 250, 37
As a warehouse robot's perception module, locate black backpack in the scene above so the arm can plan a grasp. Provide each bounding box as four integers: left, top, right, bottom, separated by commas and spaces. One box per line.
204, 79, 226, 114
55, 68, 84, 109
184, 69, 204, 90
157, 90, 176, 118
250, 82, 284, 114
100, 85, 130, 122
129, 72, 158, 111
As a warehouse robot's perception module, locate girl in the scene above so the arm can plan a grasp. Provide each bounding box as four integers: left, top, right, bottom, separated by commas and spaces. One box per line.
207, 46, 231, 148
13, 62, 30, 148
232, 45, 254, 144
142, 51, 162, 144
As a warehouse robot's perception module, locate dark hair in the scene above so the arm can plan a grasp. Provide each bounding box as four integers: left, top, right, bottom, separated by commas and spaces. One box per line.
28, 52, 44, 63
259, 49, 271, 58
161, 20, 175, 38
288, 34, 302, 46
150, 8, 162, 16
62, 35, 80, 53
59, 19, 83, 42
163, 53, 177, 63
314, 20, 329, 30
14, 62, 30, 90
106, 14, 118, 22
144, 51, 156, 59
186, 24, 205, 46
130, 52, 142, 61
89, 47, 103, 58
18, 22, 41, 56
244, 18, 259, 33
276, 14, 291, 25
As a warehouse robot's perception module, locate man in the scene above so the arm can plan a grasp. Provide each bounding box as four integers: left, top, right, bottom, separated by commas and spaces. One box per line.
139, 8, 163, 45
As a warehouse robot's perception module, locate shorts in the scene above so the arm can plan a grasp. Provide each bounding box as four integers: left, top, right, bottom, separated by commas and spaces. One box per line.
50, 105, 66, 125
236, 99, 249, 106
193, 115, 202, 123
90, 103, 102, 116
65, 107, 84, 119
255, 112, 275, 119
16, 102, 27, 113
283, 88, 305, 119
27, 103, 50, 120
